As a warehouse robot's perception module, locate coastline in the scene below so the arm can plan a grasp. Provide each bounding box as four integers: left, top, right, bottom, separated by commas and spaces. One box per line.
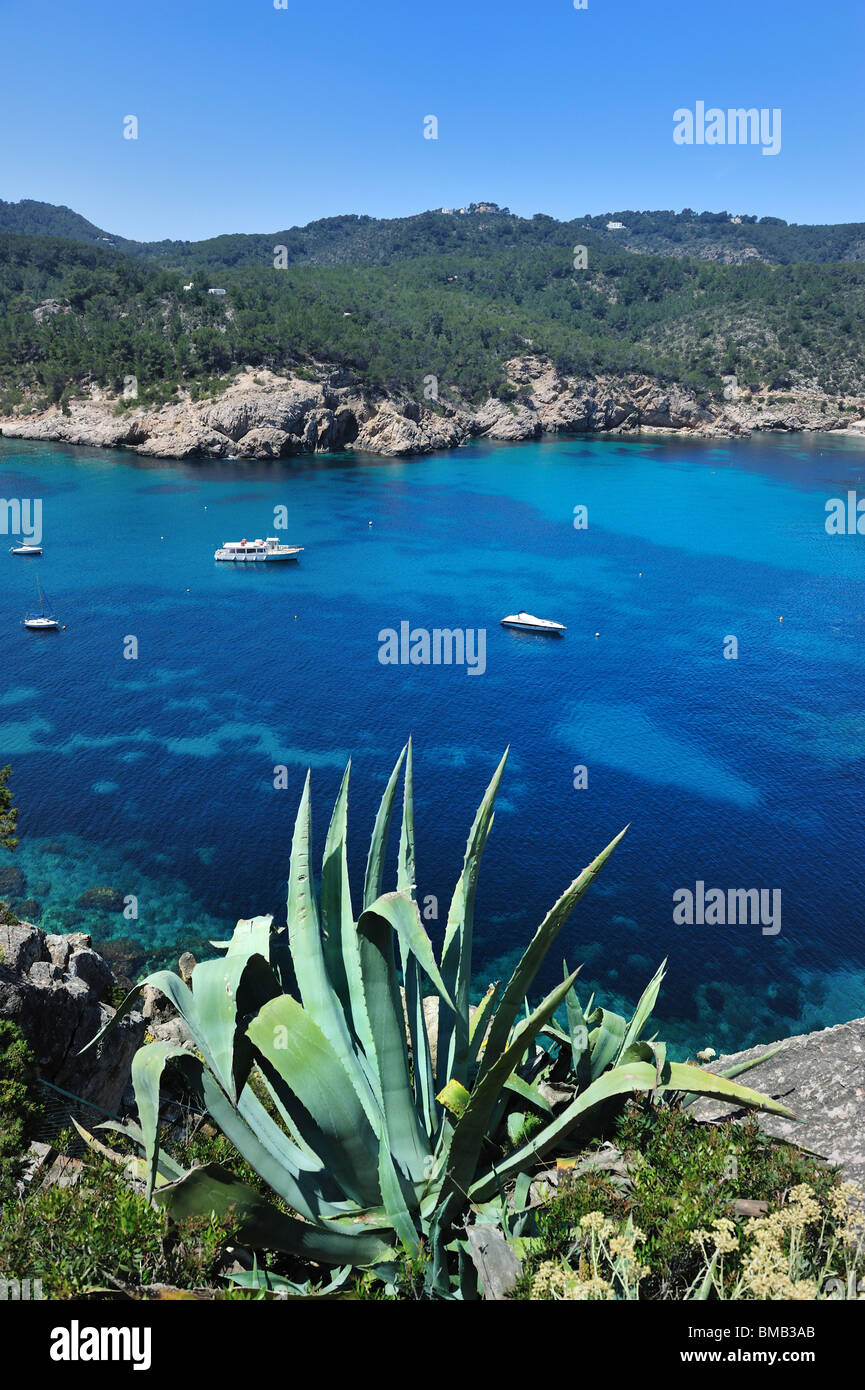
2, 360, 862, 462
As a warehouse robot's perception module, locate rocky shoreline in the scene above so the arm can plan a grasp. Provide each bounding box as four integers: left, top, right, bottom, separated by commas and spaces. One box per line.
2, 360, 862, 461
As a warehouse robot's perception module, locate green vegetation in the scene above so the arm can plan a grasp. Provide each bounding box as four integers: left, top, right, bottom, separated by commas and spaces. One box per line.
83, 744, 791, 1299
0, 203, 863, 411
3, 199, 864, 269
0, 766, 18, 852
0, 1020, 40, 1200
0, 1145, 241, 1299
511, 1105, 865, 1300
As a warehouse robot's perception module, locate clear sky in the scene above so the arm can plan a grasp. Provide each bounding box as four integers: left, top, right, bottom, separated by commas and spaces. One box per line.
0, 0, 861, 240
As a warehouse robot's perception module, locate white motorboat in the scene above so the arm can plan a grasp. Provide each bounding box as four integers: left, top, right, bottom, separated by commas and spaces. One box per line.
23, 578, 59, 630
10, 543, 42, 555
500, 611, 566, 634
214, 536, 304, 562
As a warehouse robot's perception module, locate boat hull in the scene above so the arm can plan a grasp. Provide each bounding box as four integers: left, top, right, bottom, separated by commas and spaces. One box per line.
500, 620, 565, 634
213, 551, 302, 562
23, 618, 59, 630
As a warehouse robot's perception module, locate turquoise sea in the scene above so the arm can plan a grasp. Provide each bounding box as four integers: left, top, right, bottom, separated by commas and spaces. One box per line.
1, 429, 864, 1053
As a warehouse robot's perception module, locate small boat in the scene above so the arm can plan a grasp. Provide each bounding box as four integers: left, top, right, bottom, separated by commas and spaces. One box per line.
10, 543, 42, 555
23, 578, 59, 630
501, 611, 566, 634
214, 536, 304, 562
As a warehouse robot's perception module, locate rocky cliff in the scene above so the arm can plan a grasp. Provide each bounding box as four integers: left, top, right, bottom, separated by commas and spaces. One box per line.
1, 361, 860, 461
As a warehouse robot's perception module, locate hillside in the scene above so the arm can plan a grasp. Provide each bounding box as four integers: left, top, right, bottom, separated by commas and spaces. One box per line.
0, 201, 862, 459
1, 200, 864, 270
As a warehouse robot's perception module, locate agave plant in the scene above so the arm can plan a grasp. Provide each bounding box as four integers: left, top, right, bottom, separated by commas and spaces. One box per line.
85, 742, 793, 1298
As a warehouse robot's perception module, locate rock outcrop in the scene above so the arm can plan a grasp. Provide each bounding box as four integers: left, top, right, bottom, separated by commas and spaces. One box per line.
0, 360, 860, 461
0, 921, 146, 1113
689, 1017, 865, 1187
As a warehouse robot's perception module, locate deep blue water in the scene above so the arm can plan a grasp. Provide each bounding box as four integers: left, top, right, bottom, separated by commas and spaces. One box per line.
1, 430, 864, 1052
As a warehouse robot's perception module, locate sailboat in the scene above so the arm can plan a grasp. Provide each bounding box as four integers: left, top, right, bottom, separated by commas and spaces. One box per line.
23, 577, 59, 630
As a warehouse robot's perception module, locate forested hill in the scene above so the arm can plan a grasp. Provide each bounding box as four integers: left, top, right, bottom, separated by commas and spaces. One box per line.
1, 199, 864, 270
0, 202, 863, 415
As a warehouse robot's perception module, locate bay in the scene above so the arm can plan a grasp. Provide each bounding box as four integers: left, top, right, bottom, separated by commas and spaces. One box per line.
1, 428, 863, 1053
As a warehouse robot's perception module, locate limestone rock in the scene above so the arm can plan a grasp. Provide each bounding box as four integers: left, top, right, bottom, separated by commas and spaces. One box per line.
472, 397, 541, 441
353, 404, 465, 456
177, 952, 197, 987
1, 357, 858, 461
233, 426, 293, 458
689, 1017, 865, 1187
0, 922, 146, 1113
466, 1223, 523, 1300
67, 946, 114, 999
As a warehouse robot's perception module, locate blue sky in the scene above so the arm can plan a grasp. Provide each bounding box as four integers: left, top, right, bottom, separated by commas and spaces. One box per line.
0, 0, 861, 240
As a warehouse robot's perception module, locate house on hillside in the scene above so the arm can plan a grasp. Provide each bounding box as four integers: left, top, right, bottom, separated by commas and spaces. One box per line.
606, 220, 626, 230
208, 287, 227, 296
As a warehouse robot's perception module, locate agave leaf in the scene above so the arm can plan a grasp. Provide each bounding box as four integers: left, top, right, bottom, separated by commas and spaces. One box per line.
320, 763, 354, 1009
436, 1078, 471, 1117
507, 1111, 530, 1145
502, 1074, 553, 1114
235, 1080, 327, 1175
664, 1061, 796, 1117
225, 915, 275, 961
564, 972, 592, 1092
356, 902, 431, 1182
320, 765, 381, 1103
467, 982, 498, 1067
189, 950, 277, 1102
588, 1007, 627, 1082
471, 1061, 670, 1202
479, 827, 627, 1082
363, 745, 407, 909
719, 1044, 784, 1078
223, 1265, 354, 1297
680, 1045, 787, 1109
132, 1043, 204, 1201
438, 969, 580, 1223
287, 771, 378, 1125
71, 1119, 178, 1188
199, 1070, 352, 1225
437, 749, 509, 1089
470, 1059, 796, 1203
392, 743, 440, 1132
156, 1163, 395, 1267
78, 969, 204, 1060
377, 1136, 422, 1252
247, 995, 382, 1208
397, 736, 416, 899
617, 960, 666, 1060
92, 1119, 186, 1181
365, 891, 454, 1008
